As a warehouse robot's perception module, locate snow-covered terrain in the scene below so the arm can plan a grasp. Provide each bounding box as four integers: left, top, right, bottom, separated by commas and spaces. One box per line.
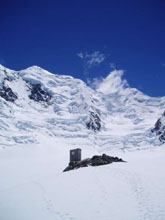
0, 64, 165, 220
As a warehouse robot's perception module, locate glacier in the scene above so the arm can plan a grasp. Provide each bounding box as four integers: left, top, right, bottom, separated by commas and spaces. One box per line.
0, 64, 164, 149
0, 64, 165, 220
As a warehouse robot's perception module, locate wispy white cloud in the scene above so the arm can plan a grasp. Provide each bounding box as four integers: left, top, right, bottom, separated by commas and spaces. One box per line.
109, 62, 116, 70
77, 52, 84, 59
161, 62, 165, 67
87, 77, 102, 89
88, 69, 128, 94
86, 51, 105, 66
77, 51, 105, 67
77, 51, 106, 75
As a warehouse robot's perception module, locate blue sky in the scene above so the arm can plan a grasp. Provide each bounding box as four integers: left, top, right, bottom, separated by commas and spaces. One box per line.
0, 0, 165, 96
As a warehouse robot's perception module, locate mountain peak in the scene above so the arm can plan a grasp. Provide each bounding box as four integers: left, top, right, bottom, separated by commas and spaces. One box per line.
24, 65, 45, 71
0, 64, 14, 72
0, 64, 5, 70
21, 65, 53, 75
0, 65, 165, 149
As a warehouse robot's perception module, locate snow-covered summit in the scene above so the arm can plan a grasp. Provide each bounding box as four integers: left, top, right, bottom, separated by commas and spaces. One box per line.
0, 65, 165, 150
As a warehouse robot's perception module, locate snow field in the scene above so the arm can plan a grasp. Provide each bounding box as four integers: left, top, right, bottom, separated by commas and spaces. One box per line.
0, 143, 165, 220
0, 65, 165, 219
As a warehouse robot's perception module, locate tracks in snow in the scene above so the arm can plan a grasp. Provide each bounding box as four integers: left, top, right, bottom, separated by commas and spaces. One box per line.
93, 166, 165, 220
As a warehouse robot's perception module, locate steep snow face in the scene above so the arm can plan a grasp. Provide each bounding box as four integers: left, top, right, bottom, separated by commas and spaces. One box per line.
0, 65, 99, 148
0, 65, 165, 149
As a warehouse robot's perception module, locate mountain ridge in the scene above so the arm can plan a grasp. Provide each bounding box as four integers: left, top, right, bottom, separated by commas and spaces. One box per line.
0, 64, 165, 150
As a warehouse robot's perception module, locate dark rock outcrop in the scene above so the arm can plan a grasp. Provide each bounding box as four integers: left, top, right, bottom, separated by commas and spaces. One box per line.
63, 154, 125, 172
86, 111, 101, 132
151, 111, 165, 144
0, 85, 17, 102
28, 83, 52, 105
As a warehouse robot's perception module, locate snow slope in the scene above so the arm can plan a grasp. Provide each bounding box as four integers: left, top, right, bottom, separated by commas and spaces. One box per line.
0, 64, 165, 220
0, 143, 165, 220
0, 64, 165, 149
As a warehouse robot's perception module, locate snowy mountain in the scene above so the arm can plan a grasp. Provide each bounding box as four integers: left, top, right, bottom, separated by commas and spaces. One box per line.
0, 64, 165, 149
0, 64, 165, 220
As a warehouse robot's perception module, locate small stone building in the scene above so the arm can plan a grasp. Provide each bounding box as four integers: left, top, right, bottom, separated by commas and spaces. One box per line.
70, 148, 81, 163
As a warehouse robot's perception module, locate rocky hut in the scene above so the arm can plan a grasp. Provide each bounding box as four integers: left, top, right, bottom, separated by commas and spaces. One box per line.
63, 149, 126, 172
